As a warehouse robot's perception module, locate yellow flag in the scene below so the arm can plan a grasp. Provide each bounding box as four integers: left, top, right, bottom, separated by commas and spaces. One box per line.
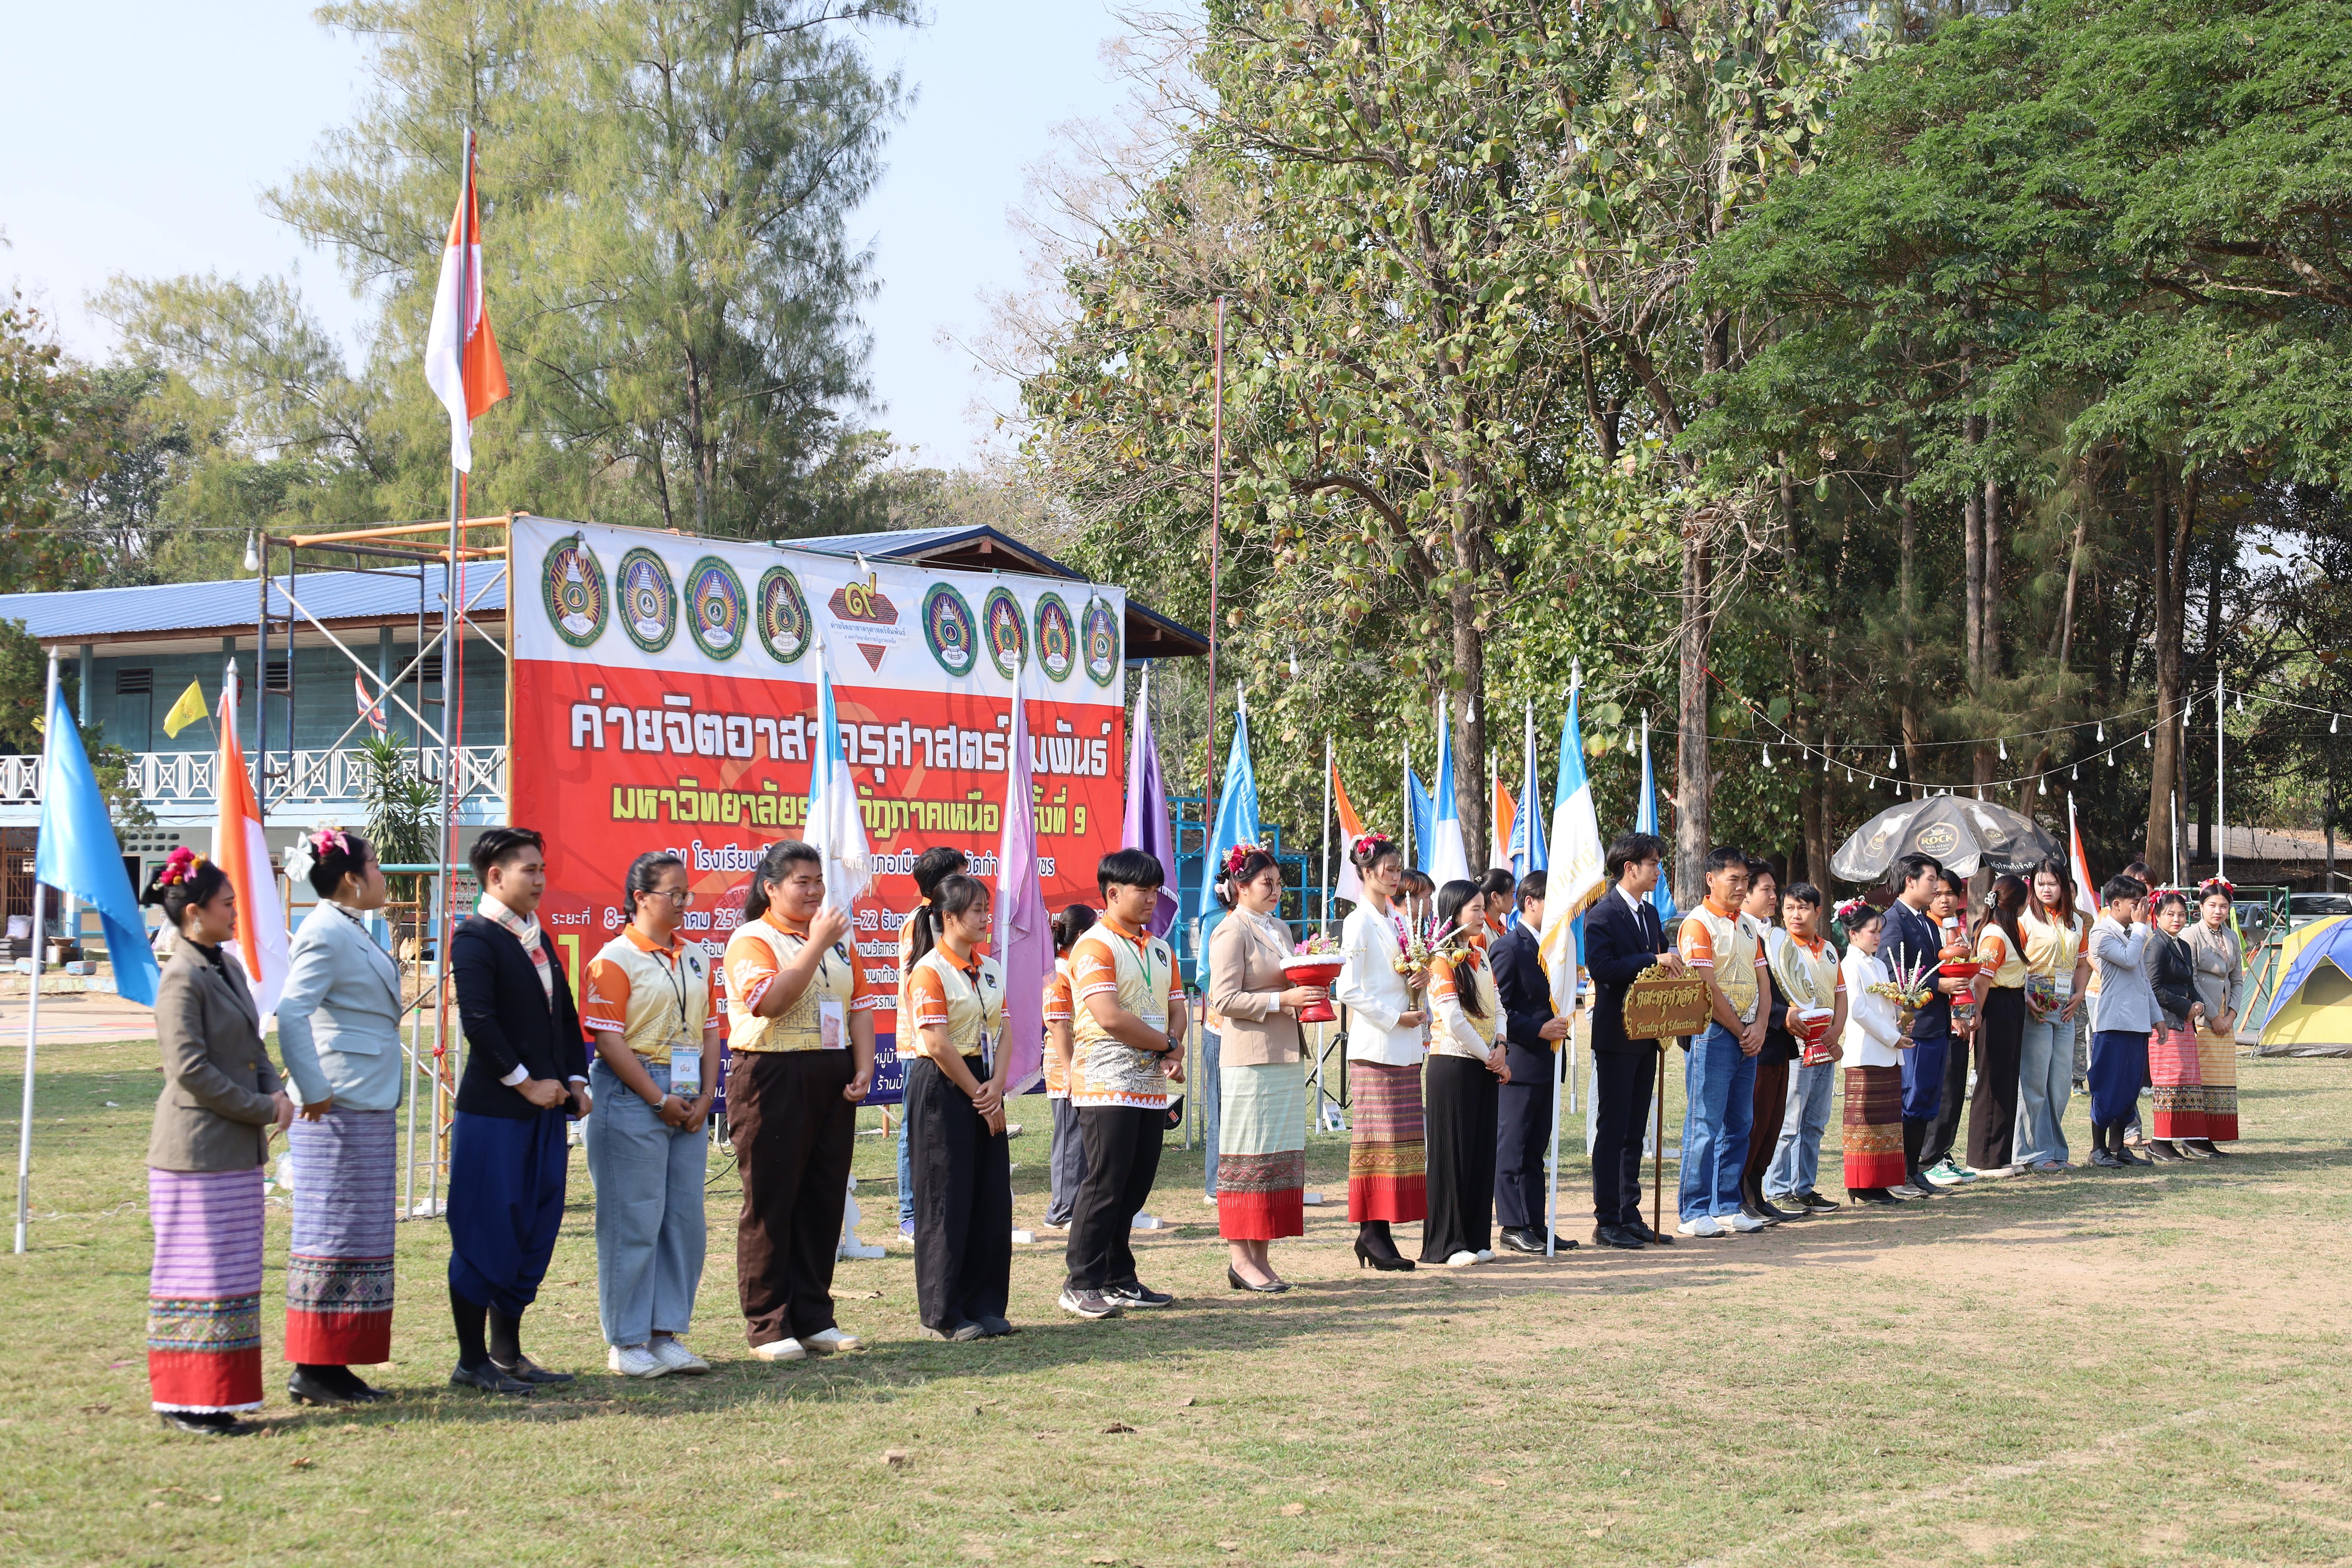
161, 679, 208, 738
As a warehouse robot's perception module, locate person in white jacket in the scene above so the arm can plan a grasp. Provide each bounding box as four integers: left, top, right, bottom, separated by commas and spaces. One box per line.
1334, 833, 1427, 1271
1833, 902, 1913, 1205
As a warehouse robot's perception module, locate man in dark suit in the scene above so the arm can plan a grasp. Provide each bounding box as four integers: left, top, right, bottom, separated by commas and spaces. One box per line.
1491, 872, 1575, 1253
1583, 831, 1687, 1248
446, 826, 588, 1394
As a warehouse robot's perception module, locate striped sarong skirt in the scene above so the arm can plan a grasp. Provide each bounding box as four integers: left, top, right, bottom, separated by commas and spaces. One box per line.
1841, 1066, 1906, 1191
1218, 1061, 1307, 1241
1347, 1060, 1427, 1223
285, 1107, 398, 1365
148, 1166, 266, 1414
2195, 1021, 2239, 1141
2149, 1022, 2207, 1140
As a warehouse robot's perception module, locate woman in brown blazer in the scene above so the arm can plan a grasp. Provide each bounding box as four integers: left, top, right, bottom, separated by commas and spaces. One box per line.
141, 848, 293, 1436
1207, 847, 1325, 1292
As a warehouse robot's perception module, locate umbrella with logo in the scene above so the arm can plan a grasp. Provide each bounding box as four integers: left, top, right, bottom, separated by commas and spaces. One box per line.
1828, 797, 2062, 884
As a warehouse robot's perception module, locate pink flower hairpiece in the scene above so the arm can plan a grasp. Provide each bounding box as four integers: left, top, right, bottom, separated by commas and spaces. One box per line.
156, 846, 201, 887
1220, 841, 1263, 880
1352, 831, 1393, 857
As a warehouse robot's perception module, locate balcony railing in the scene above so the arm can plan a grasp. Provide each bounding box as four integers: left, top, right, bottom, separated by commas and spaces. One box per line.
0, 746, 507, 812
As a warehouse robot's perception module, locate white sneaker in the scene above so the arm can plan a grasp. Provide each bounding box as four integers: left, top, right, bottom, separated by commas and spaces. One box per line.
1444, 1250, 1481, 1267
1727, 1211, 1767, 1233
750, 1338, 806, 1363
1473, 1248, 1496, 1262
607, 1344, 669, 1378
1676, 1216, 1724, 1238
837, 1237, 887, 1261
649, 1338, 709, 1375
801, 1327, 862, 1355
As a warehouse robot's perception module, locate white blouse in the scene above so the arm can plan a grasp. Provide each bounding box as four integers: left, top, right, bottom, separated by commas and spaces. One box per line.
1840, 947, 1905, 1069
1337, 903, 1423, 1067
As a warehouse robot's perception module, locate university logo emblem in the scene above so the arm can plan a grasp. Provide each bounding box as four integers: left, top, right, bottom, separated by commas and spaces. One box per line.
1035, 593, 1076, 683
687, 556, 747, 659
922, 583, 978, 678
1082, 596, 1121, 687
756, 565, 813, 665
540, 536, 607, 648
618, 548, 678, 652
827, 571, 902, 671
983, 588, 1027, 679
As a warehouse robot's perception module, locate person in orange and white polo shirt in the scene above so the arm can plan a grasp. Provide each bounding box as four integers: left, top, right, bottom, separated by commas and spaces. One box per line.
1042, 903, 1098, 1231
581, 852, 724, 1379
1674, 847, 1771, 1239
891, 848, 969, 1238
722, 841, 877, 1364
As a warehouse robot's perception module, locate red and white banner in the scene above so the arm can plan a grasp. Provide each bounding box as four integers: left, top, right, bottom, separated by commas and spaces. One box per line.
507, 517, 1129, 1099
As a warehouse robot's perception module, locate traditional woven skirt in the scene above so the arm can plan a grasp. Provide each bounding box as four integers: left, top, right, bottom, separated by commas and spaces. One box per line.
2195, 1020, 2239, 1141
1347, 1059, 1427, 1223
2148, 1021, 2208, 1140
285, 1108, 397, 1365
148, 1167, 265, 1414
1841, 1066, 1906, 1190
1217, 1061, 1307, 1241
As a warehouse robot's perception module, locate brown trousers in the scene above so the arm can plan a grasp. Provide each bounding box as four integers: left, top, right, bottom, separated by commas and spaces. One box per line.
1742, 1056, 1792, 1198
727, 1049, 854, 1347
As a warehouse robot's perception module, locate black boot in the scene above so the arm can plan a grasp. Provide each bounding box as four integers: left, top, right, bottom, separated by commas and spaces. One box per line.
1353, 1221, 1413, 1271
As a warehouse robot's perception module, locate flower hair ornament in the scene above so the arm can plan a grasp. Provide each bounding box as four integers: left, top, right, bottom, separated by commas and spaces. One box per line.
1352, 831, 1395, 859
1220, 841, 1265, 881
155, 846, 203, 887
281, 826, 350, 885
2196, 876, 2236, 899
1833, 895, 1877, 928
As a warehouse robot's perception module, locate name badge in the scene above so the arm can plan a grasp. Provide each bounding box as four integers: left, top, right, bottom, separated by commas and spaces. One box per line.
978, 1030, 996, 1075
820, 997, 845, 1050
668, 1040, 702, 1096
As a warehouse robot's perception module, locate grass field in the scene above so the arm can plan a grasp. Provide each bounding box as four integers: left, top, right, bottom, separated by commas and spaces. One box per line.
4, 1039, 2349, 1567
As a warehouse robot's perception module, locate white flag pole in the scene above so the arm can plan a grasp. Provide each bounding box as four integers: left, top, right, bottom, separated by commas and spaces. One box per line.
14, 654, 60, 1254
1320, 733, 1334, 936
1545, 1011, 1563, 1257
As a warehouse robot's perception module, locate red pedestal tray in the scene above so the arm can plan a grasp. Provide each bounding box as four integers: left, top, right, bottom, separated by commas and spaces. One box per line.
1283, 954, 1346, 1024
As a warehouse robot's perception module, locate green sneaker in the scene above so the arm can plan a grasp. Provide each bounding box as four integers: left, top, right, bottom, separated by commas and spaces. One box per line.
1929, 1157, 1977, 1184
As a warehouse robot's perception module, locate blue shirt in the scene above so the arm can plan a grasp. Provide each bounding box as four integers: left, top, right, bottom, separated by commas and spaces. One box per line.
1881, 897, 1951, 1040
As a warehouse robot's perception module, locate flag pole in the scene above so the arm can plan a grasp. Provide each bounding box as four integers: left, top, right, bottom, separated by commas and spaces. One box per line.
428, 124, 473, 1207
13, 655, 59, 1253
1203, 296, 1225, 960
1320, 733, 1333, 936
2216, 668, 2226, 881
1400, 736, 1412, 869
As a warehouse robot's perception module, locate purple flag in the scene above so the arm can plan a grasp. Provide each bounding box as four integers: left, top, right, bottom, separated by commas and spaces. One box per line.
1121, 665, 1180, 937
994, 671, 1051, 1096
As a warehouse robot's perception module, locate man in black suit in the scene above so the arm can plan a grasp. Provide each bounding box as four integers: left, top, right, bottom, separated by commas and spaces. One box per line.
1491, 872, 1576, 1253
446, 826, 588, 1394
1583, 832, 1687, 1248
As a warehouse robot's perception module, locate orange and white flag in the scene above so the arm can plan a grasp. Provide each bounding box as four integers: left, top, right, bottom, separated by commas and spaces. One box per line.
1332, 751, 1367, 906
215, 669, 289, 1014
423, 136, 510, 473
1489, 777, 1517, 874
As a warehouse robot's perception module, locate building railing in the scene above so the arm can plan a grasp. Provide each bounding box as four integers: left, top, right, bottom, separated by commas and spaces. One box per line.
0, 746, 507, 811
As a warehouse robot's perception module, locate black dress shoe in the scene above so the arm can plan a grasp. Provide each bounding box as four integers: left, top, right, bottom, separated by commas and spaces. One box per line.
1227, 1266, 1288, 1294
450, 1362, 532, 1395
489, 1355, 575, 1386
1591, 1224, 1646, 1249
1496, 1227, 1547, 1254
975, 1314, 1019, 1335
160, 1410, 256, 1436
289, 1366, 362, 1407
1623, 1218, 1669, 1245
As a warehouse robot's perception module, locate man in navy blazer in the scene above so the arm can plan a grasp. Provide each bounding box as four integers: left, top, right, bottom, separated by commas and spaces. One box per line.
446, 827, 588, 1395
1491, 871, 1574, 1253
1583, 832, 1686, 1248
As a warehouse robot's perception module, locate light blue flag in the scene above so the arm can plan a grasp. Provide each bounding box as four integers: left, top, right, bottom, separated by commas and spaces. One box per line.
1427, 699, 1471, 884
1513, 699, 1546, 883
1406, 767, 1433, 871
1194, 687, 1263, 930
1538, 691, 1607, 1003
1637, 720, 1679, 926
35, 682, 158, 1006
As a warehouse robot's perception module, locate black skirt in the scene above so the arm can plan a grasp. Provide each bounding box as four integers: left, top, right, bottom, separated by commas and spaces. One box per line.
1420, 1054, 1501, 1262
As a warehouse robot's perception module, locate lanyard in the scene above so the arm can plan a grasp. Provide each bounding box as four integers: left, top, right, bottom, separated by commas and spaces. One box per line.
650, 940, 691, 1038
1110, 928, 1160, 1007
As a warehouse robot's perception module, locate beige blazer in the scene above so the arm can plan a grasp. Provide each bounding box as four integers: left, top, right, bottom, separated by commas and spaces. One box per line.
147, 945, 282, 1173
1207, 909, 1304, 1068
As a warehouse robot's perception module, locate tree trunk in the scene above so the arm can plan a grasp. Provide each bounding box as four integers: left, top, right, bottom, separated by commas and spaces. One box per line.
2196, 505, 2229, 865
1450, 488, 1489, 869
2047, 499, 2087, 668
2144, 459, 2194, 872
1982, 470, 2003, 681
1677, 511, 1712, 906
1899, 477, 1922, 786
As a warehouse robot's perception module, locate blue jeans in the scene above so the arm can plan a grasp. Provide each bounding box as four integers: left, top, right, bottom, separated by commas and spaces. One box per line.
1678, 1024, 1756, 1223
2016, 1013, 2074, 1164
896, 1115, 914, 1227
585, 1058, 708, 1347
1200, 1027, 1222, 1196
1765, 1060, 1834, 1197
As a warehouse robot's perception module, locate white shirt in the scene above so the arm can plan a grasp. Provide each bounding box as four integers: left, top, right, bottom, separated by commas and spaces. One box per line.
1840, 947, 1904, 1069
1336, 902, 1423, 1066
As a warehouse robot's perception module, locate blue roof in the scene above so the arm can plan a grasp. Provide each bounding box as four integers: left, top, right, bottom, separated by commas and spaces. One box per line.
0, 521, 1204, 653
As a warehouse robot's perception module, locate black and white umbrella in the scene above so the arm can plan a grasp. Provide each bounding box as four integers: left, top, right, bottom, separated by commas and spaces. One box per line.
1828, 797, 2062, 884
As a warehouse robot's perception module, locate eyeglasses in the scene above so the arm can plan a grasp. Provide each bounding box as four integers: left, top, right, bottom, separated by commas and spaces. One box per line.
645, 888, 695, 905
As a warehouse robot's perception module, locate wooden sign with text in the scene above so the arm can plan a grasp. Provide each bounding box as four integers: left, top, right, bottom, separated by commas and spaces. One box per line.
1621, 965, 1712, 1041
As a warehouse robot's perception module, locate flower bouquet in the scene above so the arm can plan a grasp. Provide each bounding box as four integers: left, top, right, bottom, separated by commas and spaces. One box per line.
1284, 933, 1345, 1024
1868, 952, 1938, 1038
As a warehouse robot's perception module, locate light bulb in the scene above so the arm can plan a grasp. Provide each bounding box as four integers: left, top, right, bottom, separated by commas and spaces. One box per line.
2107, 750, 2116, 768
1845, 767, 1853, 783
1288, 647, 1300, 679
2038, 775, 2048, 795
1998, 738, 2008, 760
1762, 744, 1773, 768
2071, 764, 2078, 780
1867, 774, 1876, 790
1626, 730, 1636, 754
2096, 721, 2105, 742
2143, 729, 2151, 749
1887, 747, 1897, 770
2335, 713, 2342, 735
1823, 752, 1831, 775
243, 531, 259, 572
2235, 692, 2243, 713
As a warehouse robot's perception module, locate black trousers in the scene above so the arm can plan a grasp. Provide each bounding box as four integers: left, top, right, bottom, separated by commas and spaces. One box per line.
1064, 1106, 1164, 1292
1967, 987, 2026, 1171
1742, 1056, 1792, 1197
728, 1049, 854, 1347
1590, 1046, 1659, 1227
1421, 1055, 1500, 1262
1918, 1025, 1974, 1169
905, 1057, 1013, 1332
1493, 1043, 1555, 1230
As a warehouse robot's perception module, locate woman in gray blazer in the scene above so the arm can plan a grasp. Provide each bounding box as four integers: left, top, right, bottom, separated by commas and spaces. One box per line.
275, 828, 406, 1407
142, 848, 292, 1437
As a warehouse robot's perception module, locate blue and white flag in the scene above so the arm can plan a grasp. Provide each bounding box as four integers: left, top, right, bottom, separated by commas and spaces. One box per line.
1406, 764, 1433, 872
1194, 686, 1263, 928
1512, 698, 1546, 883
804, 640, 873, 915
35, 680, 158, 1007
1637, 716, 1679, 926
1536, 689, 1606, 1012
1427, 696, 1471, 886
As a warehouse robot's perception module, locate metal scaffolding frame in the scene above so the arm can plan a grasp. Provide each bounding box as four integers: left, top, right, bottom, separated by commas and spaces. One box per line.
256, 515, 513, 1217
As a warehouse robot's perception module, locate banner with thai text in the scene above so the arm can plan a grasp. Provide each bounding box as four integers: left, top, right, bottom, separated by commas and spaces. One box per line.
507, 516, 1128, 1102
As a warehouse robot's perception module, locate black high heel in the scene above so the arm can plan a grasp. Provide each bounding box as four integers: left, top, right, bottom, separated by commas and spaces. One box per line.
1352, 1237, 1414, 1272
1228, 1266, 1290, 1294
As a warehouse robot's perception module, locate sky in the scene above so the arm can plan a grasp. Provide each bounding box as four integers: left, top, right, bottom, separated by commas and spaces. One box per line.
0, 0, 1138, 468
